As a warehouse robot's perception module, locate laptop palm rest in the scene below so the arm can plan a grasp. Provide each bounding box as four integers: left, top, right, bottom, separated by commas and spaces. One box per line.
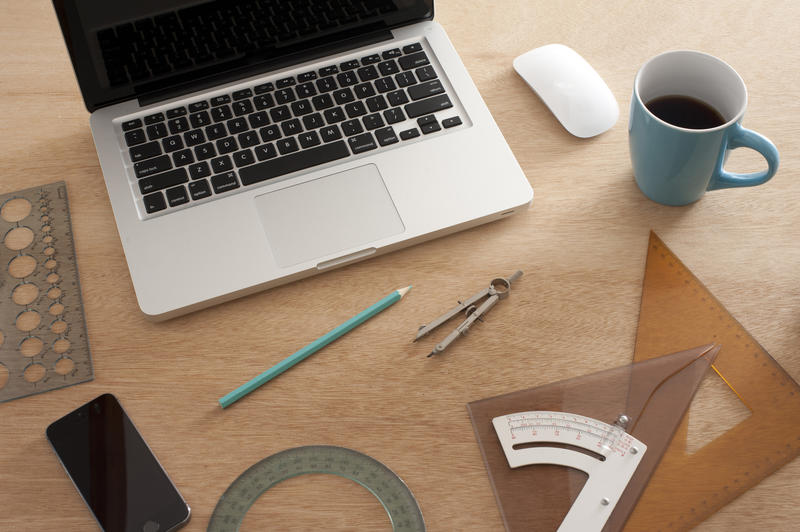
254, 164, 405, 268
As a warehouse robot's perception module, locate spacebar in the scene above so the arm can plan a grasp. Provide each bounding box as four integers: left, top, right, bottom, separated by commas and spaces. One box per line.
239, 141, 350, 186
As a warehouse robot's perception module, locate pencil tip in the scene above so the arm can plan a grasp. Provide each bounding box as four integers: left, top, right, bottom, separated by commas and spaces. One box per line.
397, 285, 412, 297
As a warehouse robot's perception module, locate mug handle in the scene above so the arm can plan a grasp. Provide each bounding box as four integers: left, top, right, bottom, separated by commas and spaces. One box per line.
708, 123, 779, 190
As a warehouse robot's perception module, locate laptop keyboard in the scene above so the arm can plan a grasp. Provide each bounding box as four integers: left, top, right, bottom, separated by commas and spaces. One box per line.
121, 41, 464, 216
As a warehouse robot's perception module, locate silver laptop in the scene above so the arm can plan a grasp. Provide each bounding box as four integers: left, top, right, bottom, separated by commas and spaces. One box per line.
54, 0, 533, 320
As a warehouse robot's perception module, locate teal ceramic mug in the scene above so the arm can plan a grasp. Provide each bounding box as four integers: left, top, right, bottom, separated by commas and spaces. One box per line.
629, 50, 779, 206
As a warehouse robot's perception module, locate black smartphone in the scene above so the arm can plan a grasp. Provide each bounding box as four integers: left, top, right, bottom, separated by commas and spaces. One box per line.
46, 394, 191, 532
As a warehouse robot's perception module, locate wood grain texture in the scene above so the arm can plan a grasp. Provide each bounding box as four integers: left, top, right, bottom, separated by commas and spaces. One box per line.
1, 1, 798, 530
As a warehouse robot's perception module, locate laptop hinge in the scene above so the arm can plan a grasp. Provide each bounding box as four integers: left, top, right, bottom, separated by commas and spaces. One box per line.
137, 30, 394, 108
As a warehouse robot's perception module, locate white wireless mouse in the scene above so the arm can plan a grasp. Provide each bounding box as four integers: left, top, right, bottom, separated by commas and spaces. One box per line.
513, 44, 619, 138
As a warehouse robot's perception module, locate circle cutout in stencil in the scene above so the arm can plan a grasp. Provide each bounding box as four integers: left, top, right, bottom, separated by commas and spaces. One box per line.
8, 254, 37, 278
43, 234, 54, 244
47, 287, 62, 300
24, 362, 46, 383
45, 259, 57, 270
1, 198, 32, 222
51, 320, 68, 334
54, 357, 75, 375
43, 246, 55, 256
46, 272, 60, 284
16, 310, 41, 332
4, 226, 34, 251
49, 302, 65, 316
0, 362, 8, 389
53, 338, 70, 354
41, 224, 52, 233
0, 329, 4, 348
12, 282, 39, 306
20, 336, 44, 357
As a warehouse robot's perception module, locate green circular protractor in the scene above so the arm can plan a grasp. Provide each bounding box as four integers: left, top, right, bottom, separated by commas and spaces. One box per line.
207, 445, 425, 531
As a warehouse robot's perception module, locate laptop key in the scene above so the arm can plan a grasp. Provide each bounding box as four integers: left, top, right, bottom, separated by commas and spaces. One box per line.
166, 106, 187, 118
270, 105, 291, 122
184, 130, 206, 147
337, 71, 359, 87
319, 65, 338, 76
383, 107, 405, 124
210, 95, 231, 106
442, 116, 463, 128
211, 105, 233, 122
188, 101, 209, 112
139, 167, 188, 194
395, 71, 417, 87
354, 83, 376, 99
375, 127, 399, 146
254, 82, 274, 94
345, 101, 367, 118
375, 77, 397, 93
363, 113, 385, 130
399, 52, 430, 71
362, 54, 381, 65
122, 119, 142, 131
298, 71, 317, 82
238, 131, 260, 148
211, 171, 239, 193
341, 119, 364, 136
382, 48, 402, 59
366, 95, 388, 113
227, 117, 249, 134
402, 43, 423, 54
259, 124, 282, 142
168, 117, 190, 134
312, 94, 334, 110
125, 129, 146, 146
387, 90, 409, 107
276, 76, 296, 88
275, 88, 296, 104
340, 59, 360, 71
172, 149, 193, 166
233, 88, 253, 100
134, 155, 172, 179
281, 119, 303, 136
254, 93, 276, 110
400, 128, 420, 140
408, 80, 444, 101
232, 149, 255, 167
206, 123, 227, 140
130, 141, 161, 162
348, 132, 377, 154
324, 107, 346, 123
254, 143, 277, 161
320, 125, 342, 142
248, 111, 270, 129
378, 60, 400, 77
296, 82, 317, 98
277, 137, 299, 155
163, 135, 183, 152
146, 123, 167, 140
232, 100, 254, 116
316, 76, 338, 93
404, 94, 452, 118
188, 161, 211, 179
188, 179, 212, 200
166, 185, 189, 207
302, 113, 324, 130
239, 141, 350, 186
211, 155, 233, 173
144, 112, 165, 125
333, 88, 355, 105
143, 191, 167, 213
190, 111, 211, 128
357, 65, 379, 82
216, 137, 238, 154
416, 65, 437, 82
194, 142, 216, 161
421, 121, 441, 134
291, 99, 313, 116
298, 131, 321, 149
417, 115, 437, 127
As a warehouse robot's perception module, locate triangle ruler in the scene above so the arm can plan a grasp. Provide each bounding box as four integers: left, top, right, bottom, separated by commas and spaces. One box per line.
467, 344, 719, 532
625, 232, 800, 530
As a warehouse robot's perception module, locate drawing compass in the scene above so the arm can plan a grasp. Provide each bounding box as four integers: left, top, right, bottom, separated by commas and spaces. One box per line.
415, 271, 522, 357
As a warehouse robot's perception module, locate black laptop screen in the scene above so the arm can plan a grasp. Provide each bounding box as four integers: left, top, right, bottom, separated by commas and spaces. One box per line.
53, 0, 434, 112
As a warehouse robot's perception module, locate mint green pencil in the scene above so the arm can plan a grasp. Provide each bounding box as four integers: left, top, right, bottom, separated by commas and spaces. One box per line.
219, 286, 411, 408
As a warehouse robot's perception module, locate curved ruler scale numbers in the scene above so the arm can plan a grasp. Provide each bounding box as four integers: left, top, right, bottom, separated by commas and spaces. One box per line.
0, 182, 92, 403
627, 232, 800, 530
208, 446, 425, 531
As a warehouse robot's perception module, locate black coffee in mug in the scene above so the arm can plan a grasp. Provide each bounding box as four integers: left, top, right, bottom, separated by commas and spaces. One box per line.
645, 95, 726, 129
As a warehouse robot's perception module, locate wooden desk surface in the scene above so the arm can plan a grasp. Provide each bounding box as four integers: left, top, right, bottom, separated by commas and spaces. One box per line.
2, 1, 798, 530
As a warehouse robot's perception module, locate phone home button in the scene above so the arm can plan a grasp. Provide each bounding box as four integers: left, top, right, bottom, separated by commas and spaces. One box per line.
142, 520, 160, 532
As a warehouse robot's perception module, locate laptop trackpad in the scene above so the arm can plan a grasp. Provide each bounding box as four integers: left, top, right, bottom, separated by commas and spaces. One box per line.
254, 164, 405, 268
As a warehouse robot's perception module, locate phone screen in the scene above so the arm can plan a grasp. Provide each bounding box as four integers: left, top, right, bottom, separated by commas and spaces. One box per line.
46, 394, 190, 532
